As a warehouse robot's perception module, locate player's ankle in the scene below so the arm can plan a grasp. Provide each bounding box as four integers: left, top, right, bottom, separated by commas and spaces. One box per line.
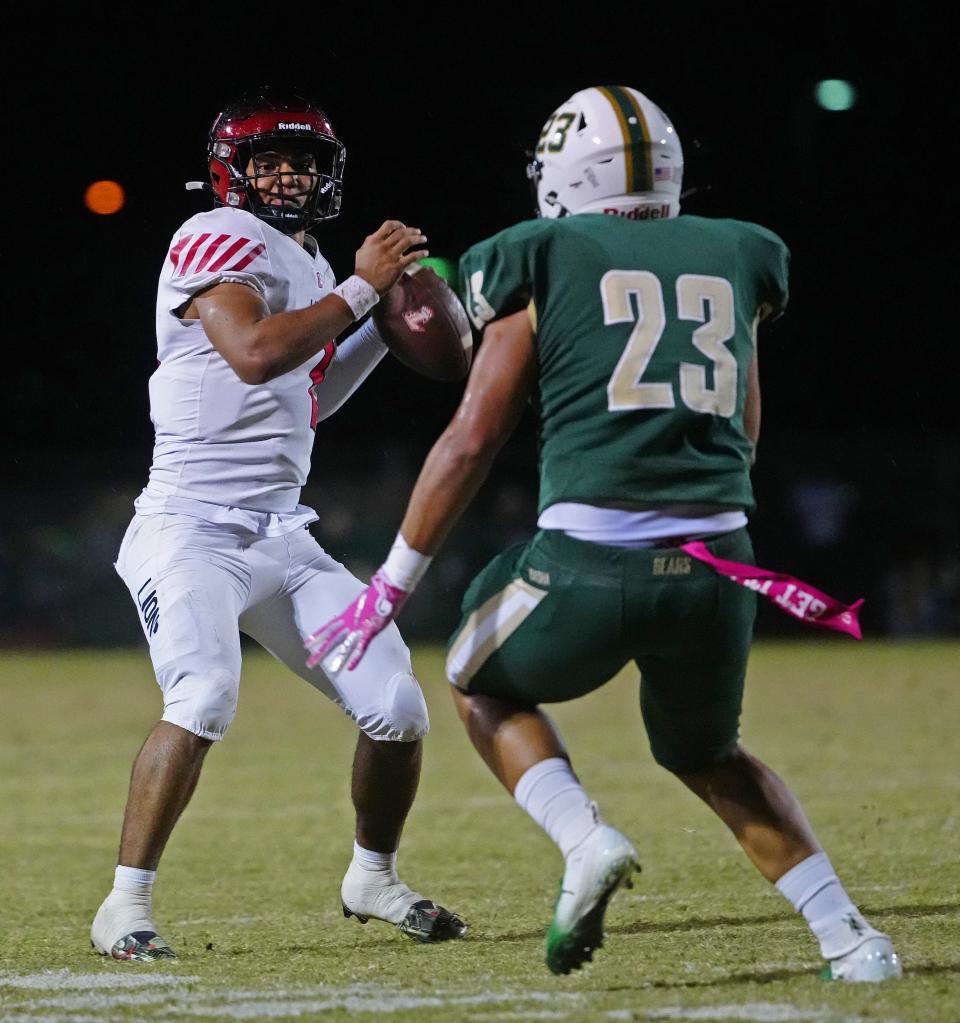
113, 864, 157, 895
350, 842, 400, 878
814, 906, 880, 959
514, 758, 602, 859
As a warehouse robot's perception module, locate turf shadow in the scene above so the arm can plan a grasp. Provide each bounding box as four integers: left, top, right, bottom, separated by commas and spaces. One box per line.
484, 900, 960, 945
607, 965, 818, 988
860, 900, 960, 920
479, 910, 795, 944
610, 910, 795, 936
605, 958, 960, 989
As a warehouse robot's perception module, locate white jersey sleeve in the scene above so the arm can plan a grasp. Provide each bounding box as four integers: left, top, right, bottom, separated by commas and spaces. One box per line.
161, 206, 289, 314
144, 207, 345, 516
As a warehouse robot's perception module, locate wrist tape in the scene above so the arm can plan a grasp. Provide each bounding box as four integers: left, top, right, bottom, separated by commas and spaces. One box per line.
381, 533, 433, 592
333, 275, 379, 319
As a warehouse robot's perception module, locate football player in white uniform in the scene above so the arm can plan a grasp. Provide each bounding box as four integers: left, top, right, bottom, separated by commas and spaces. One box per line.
90, 90, 467, 962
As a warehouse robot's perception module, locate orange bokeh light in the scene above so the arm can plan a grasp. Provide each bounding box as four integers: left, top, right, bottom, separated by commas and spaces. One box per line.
85, 180, 125, 215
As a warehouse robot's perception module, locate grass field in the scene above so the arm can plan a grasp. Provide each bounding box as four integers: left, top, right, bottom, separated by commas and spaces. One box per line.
1, 641, 958, 1022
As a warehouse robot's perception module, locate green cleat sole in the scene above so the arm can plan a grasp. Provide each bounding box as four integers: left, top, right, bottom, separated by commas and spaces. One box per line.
545, 857, 637, 976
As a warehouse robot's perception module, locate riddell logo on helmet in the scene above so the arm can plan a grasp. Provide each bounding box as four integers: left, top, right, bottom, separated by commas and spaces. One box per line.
277, 122, 312, 131
603, 205, 669, 219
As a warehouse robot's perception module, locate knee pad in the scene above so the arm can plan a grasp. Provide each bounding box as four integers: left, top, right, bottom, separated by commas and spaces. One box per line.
357, 671, 430, 742
161, 669, 239, 741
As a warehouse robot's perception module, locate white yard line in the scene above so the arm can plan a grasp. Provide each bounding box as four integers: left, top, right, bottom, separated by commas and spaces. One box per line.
0, 976, 906, 1023
645, 1004, 902, 1023
0, 974, 585, 1021
0, 971, 197, 989
479, 1014, 574, 1021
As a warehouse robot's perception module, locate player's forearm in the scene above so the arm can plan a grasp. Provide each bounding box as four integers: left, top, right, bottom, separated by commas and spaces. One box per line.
313, 318, 389, 423
744, 347, 761, 463
230, 276, 380, 384
399, 428, 500, 555
243, 295, 358, 383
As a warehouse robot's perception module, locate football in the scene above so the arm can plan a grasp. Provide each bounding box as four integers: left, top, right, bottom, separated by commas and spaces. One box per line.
373, 263, 473, 381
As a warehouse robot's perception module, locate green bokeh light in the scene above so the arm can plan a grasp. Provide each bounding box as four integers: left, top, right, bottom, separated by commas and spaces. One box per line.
418, 256, 457, 284
815, 79, 857, 112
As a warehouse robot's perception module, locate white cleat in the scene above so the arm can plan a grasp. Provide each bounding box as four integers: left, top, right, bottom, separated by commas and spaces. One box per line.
824, 933, 902, 982
340, 863, 467, 943
90, 894, 177, 963
545, 823, 640, 975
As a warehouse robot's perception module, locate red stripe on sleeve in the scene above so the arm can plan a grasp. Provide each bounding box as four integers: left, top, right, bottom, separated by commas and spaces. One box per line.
225, 242, 266, 273
207, 237, 250, 272
177, 233, 211, 277
194, 234, 232, 274
169, 235, 193, 269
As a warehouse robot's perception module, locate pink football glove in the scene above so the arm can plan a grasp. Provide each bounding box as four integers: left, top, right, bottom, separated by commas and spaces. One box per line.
304, 569, 409, 673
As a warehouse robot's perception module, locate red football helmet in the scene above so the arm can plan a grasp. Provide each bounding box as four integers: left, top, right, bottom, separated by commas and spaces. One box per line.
206, 90, 345, 235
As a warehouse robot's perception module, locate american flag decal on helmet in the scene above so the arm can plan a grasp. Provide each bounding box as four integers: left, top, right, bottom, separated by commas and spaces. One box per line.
169, 234, 266, 277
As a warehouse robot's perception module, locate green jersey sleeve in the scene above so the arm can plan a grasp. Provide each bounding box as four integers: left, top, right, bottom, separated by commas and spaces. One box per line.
458, 221, 548, 330
739, 222, 790, 320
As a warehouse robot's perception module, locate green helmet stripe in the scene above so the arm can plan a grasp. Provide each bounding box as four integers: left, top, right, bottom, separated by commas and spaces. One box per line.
597, 85, 652, 193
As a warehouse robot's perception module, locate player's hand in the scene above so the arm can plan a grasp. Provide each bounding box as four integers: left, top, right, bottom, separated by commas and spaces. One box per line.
354, 221, 428, 295
304, 569, 410, 673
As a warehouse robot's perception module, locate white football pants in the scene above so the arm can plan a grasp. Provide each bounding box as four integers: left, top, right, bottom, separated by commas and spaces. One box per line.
115, 513, 429, 743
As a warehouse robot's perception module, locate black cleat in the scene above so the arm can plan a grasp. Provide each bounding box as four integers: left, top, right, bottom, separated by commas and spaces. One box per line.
342, 898, 468, 942
93, 930, 178, 962
398, 900, 469, 943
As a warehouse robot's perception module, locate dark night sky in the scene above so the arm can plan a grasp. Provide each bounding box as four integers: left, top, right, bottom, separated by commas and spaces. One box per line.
0, 3, 953, 643
4, 4, 951, 485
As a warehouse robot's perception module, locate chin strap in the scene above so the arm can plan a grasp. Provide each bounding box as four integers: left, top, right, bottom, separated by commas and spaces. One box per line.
185, 181, 214, 193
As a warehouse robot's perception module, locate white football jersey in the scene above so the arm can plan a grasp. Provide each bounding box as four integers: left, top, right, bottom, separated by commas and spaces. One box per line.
140, 206, 340, 517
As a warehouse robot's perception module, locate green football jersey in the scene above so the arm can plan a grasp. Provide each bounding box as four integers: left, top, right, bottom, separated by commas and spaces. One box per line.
458, 214, 789, 514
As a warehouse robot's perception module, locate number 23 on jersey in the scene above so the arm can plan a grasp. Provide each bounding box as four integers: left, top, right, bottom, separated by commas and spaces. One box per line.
603, 271, 740, 417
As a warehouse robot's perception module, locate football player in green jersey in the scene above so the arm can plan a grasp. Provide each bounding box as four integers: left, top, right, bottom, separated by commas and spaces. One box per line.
306, 86, 901, 982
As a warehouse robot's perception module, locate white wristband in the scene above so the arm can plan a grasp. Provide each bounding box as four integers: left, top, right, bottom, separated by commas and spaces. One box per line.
381, 533, 433, 592
333, 275, 379, 319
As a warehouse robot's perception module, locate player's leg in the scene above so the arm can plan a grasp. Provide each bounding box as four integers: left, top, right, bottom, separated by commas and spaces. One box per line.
674, 747, 820, 881
117, 723, 213, 872
452, 687, 569, 792
446, 531, 640, 974
636, 528, 901, 982
676, 747, 900, 980
91, 515, 248, 962
341, 730, 466, 941
239, 527, 465, 942
350, 729, 422, 854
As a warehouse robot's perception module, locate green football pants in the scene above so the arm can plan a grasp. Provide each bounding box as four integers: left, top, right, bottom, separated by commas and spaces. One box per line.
446, 527, 757, 773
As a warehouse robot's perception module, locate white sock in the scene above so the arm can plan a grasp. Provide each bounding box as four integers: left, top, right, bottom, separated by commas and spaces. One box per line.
105, 865, 156, 922
351, 842, 398, 876
513, 757, 600, 859
114, 865, 156, 894
775, 852, 872, 958
341, 842, 420, 924
92, 866, 157, 947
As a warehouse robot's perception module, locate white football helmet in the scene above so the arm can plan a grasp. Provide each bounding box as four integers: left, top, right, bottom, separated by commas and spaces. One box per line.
526, 85, 683, 220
